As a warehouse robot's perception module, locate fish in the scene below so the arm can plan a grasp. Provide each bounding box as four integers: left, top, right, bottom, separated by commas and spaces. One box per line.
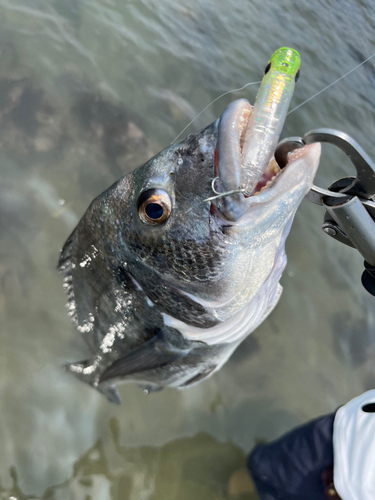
59, 98, 321, 404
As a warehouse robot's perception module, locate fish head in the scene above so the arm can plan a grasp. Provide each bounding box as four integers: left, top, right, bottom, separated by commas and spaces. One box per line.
105, 98, 320, 322
111, 119, 222, 290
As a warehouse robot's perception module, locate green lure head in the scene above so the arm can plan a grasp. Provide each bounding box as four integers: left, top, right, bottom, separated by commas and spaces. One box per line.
265, 47, 301, 81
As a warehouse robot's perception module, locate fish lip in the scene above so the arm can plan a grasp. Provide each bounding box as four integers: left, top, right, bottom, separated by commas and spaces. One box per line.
214, 99, 320, 221
216, 98, 252, 194
239, 142, 321, 207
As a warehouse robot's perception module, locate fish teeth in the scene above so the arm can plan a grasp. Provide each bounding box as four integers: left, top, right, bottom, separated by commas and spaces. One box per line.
270, 159, 281, 175
254, 175, 277, 196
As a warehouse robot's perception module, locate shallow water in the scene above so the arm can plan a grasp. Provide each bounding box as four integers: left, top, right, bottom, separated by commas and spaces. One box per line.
1, 0, 375, 498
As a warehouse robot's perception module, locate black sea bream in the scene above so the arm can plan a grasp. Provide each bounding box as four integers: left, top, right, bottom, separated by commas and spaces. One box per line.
59, 99, 320, 404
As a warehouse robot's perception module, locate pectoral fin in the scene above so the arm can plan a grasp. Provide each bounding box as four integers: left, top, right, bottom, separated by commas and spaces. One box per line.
99, 331, 191, 383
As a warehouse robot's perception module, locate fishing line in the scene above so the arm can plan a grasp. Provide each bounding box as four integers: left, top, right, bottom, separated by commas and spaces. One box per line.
288, 51, 375, 115
172, 80, 261, 143
174, 52, 375, 145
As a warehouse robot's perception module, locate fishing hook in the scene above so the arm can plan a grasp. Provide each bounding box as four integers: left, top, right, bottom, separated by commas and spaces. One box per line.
204, 177, 246, 202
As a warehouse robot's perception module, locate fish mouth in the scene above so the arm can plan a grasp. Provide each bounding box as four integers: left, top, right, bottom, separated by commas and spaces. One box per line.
215, 98, 320, 222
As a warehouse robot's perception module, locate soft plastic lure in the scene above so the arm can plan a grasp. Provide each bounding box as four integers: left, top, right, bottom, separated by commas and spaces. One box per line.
241, 47, 301, 195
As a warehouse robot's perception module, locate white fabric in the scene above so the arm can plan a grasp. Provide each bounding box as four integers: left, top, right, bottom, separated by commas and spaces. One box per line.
333, 389, 375, 500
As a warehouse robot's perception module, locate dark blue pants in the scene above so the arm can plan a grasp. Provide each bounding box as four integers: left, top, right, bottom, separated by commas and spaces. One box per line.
247, 412, 336, 499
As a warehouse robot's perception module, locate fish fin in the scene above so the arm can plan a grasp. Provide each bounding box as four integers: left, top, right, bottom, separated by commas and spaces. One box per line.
96, 384, 121, 405
180, 366, 217, 387
99, 331, 191, 383
64, 360, 122, 404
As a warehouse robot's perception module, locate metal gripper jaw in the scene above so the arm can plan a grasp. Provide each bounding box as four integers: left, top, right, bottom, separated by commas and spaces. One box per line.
275, 128, 375, 296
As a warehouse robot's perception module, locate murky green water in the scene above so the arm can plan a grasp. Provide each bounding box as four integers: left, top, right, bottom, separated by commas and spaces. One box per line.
1, 0, 375, 498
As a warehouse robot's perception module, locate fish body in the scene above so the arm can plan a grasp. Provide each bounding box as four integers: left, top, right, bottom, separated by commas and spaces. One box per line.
59, 98, 320, 404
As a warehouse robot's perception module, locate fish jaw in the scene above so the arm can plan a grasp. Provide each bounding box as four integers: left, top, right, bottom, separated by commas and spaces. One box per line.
231, 142, 322, 230
216, 99, 320, 222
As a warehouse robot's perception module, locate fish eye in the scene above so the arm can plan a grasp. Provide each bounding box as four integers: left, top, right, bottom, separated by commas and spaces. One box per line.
138, 189, 172, 225
264, 62, 271, 75
295, 69, 300, 82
